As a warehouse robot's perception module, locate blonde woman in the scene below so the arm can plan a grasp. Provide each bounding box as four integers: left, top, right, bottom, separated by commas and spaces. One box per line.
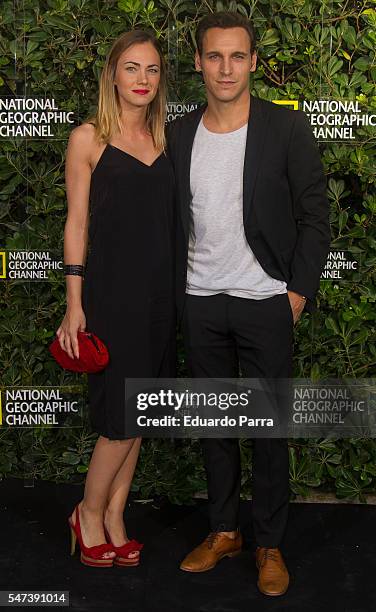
57, 30, 175, 567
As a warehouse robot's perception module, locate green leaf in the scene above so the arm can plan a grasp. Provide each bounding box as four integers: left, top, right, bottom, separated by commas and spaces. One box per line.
342, 25, 357, 48
338, 211, 348, 232
353, 56, 370, 72
310, 362, 321, 380
327, 57, 343, 76
325, 317, 340, 335
260, 29, 280, 47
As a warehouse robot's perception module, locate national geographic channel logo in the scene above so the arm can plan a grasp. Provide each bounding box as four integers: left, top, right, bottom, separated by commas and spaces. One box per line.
166, 102, 198, 122
321, 249, 361, 281
0, 250, 63, 281
0, 387, 83, 427
0, 97, 76, 138
273, 99, 375, 141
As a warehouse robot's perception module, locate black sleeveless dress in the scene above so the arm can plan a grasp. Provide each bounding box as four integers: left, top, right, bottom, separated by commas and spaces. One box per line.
82, 144, 176, 439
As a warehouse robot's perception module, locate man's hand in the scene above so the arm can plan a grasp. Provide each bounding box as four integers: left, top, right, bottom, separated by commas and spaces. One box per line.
287, 290, 306, 325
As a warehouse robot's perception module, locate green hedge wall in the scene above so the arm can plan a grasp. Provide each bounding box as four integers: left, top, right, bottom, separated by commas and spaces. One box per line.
0, 0, 375, 503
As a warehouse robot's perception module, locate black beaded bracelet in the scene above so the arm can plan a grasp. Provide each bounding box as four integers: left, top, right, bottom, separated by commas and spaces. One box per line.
64, 264, 85, 277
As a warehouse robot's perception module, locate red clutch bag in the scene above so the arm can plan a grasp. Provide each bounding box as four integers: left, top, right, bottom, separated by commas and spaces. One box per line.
49, 331, 109, 373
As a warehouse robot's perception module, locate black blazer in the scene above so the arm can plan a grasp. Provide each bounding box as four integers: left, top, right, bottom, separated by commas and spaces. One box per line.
167, 96, 331, 322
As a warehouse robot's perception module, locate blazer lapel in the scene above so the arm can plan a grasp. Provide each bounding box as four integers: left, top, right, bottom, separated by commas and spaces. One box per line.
243, 96, 270, 226
180, 105, 206, 240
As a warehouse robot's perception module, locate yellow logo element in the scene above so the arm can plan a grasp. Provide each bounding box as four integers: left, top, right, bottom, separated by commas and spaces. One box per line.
272, 100, 299, 111
0, 252, 6, 279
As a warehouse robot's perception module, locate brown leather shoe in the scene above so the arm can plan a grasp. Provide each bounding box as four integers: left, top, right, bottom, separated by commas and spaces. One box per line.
255, 547, 289, 596
180, 531, 242, 572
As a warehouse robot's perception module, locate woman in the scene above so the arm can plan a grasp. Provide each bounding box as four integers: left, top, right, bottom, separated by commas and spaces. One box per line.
56, 30, 175, 567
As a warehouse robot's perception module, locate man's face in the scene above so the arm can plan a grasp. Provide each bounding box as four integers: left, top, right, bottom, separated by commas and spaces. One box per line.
195, 27, 257, 103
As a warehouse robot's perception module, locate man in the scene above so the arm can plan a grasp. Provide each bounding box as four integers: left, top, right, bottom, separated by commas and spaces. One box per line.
167, 11, 330, 596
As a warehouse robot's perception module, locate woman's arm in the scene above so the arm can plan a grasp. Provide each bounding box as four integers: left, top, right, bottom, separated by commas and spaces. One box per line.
56, 124, 96, 360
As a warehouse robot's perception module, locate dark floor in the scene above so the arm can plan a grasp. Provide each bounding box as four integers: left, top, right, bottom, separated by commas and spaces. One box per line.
0, 478, 375, 612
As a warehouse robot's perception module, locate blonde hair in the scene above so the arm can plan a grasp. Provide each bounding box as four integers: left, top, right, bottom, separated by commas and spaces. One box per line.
91, 30, 167, 151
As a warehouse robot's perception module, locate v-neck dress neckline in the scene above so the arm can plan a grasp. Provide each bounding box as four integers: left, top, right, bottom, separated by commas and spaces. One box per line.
107, 143, 163, 168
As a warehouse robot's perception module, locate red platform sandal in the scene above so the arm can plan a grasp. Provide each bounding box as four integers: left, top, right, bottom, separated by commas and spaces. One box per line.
104, 527, 144, 567
68, 505, 115, 567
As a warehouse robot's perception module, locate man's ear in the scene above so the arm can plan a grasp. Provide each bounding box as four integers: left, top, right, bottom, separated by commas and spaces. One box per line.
250, 51, 257, 73
195, 51, 202, 72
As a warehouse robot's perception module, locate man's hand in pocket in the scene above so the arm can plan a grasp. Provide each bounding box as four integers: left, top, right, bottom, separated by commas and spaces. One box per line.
287, 291, 306, 325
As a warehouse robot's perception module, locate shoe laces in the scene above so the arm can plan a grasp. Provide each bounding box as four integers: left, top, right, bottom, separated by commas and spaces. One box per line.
206, 531, 221, 549
261, 548, 280, 563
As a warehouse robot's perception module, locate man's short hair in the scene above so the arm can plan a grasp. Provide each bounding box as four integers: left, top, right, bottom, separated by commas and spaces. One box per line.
195, 11, 256, 56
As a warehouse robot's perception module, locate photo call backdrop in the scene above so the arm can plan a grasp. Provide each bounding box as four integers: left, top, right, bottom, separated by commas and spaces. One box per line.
0, 0, 375, 503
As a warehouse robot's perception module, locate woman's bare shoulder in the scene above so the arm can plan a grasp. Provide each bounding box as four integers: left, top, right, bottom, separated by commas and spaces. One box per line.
68, 122, 97, 149
66, 124, 105, 172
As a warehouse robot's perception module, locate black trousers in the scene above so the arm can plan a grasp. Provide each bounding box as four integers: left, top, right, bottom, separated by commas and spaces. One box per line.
182, 292, 294, 548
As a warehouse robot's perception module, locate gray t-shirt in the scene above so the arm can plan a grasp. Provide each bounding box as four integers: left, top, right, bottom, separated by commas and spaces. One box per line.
186, 117, 287, 299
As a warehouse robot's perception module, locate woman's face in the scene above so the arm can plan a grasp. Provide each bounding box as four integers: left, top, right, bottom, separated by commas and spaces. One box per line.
114, 41, 161, 109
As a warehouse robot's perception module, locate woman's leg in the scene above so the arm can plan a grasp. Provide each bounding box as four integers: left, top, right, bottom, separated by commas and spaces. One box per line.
104, 437, 142, 557
70, 435, 137, 558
